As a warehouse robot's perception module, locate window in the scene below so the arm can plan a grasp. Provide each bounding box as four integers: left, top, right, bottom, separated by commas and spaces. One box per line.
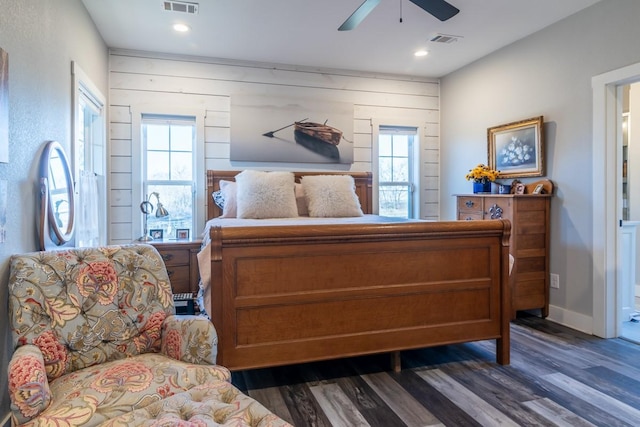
76, 87, 104, 179
378, 126, 417, 218
142, 115, 195, 239
72, 62, 106, 247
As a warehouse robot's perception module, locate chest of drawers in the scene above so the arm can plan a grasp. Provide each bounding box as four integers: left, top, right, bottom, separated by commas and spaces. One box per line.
456, 194, 552, 318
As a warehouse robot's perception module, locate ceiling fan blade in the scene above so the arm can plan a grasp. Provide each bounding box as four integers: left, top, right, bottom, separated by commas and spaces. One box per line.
409, 0, 459, 21
338, 0, 381, 31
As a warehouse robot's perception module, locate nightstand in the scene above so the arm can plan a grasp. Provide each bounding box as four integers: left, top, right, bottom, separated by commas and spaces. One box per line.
150, 239, 202, 314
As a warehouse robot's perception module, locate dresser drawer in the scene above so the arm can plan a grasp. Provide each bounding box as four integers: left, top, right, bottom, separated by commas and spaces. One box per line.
458, 212, 483, 221
457, 196, 483, 214
158, 249, 190, 266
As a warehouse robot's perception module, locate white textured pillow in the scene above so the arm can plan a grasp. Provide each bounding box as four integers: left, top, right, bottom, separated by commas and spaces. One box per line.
219, 180, 237, 218
235, 170, 298, 219
301, 175, 363, 217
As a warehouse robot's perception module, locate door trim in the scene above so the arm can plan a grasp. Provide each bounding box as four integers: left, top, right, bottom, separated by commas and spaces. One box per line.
592, 62, 640, 338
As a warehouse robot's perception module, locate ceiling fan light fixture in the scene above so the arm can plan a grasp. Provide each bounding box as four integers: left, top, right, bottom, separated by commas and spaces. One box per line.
414, 49, 429, 57
173, 23, 190, 32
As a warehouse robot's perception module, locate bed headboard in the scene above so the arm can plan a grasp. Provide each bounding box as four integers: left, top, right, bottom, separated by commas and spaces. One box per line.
206, 170, 373, 219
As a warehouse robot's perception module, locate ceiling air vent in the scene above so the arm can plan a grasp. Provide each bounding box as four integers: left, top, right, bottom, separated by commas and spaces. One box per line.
163, 1, 199, 14
430, 33, 462, 44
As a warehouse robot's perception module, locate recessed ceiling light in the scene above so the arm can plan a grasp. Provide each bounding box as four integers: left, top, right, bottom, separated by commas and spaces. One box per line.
173, 23, 190, 32
414, 50, 428, 57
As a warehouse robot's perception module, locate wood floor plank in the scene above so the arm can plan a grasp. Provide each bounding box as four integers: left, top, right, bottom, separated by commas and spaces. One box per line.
396, 370, 482, 426
416, 368, 521, 427
309, 383, 371, 427
522, 398, 598, 427
583, 366, 640, 409
439, 360, 553, 426
542, 373, 640, 426
333, 375, 408, 427
280, 383, 333, 427
246, 386, 295, 425
360, 371, 444, 427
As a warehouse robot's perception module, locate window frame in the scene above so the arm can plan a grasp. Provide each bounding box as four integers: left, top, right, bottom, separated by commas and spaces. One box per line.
372, 120, 423, 219
71, 61, 107, 246
131, 107, 205, 241
378, 126, 416, 218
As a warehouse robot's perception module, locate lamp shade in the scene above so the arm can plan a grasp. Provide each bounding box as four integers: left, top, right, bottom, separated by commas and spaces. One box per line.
155, 201, 169, 218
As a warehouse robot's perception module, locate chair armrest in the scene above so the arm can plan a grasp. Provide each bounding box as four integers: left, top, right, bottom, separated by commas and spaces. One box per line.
8, 345, 52, 424
161, 315, 219, 365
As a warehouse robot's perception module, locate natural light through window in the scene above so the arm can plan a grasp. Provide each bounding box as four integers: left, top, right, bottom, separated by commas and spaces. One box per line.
378, 126, 416, 218
143, 115, 195, 239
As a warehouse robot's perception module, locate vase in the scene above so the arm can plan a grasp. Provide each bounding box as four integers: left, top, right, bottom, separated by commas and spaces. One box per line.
473, 181, 491, 194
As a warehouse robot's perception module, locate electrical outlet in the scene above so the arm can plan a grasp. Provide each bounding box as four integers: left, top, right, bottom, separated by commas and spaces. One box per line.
550, 273, 560, 289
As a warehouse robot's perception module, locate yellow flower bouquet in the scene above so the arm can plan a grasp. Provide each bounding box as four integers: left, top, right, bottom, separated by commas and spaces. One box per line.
465, 164, 500, 184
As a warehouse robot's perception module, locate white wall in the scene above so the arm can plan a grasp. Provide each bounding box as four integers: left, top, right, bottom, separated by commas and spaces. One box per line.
108, 51, 441, 244
0, 0, 108, 421
441, 0, 640, 332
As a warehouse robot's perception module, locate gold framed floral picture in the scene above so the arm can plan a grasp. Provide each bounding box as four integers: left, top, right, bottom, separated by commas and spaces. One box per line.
488, 116, 544, 178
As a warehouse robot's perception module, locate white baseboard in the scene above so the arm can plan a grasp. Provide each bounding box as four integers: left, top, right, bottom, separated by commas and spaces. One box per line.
547, 305, 594, 335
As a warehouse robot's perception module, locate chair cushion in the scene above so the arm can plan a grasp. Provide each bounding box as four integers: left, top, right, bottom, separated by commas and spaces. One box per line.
101, 382, 292, 427
15, 353, 231, 427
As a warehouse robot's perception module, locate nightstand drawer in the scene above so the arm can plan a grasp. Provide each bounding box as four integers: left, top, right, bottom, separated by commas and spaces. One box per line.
165, 265, 190, 293
158, 249, 189, 266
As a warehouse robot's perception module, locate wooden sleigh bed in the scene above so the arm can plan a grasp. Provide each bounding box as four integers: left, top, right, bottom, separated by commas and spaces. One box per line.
203, 170, 511, 371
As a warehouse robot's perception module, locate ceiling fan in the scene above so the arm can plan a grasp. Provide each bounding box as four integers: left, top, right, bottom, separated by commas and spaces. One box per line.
338, 0, 459, 31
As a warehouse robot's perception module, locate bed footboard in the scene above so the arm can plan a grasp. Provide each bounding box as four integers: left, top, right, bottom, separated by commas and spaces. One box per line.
209, 220, 511, 371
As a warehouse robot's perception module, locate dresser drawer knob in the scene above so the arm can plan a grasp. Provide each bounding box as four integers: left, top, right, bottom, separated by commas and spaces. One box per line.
167, 270, 174, 277
465, 201, 475, 208
162, 253, 173, 262
465, 217, 473, 221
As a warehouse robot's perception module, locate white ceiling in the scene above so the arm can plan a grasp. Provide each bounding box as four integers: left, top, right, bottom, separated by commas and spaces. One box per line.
81, 0, 601, 78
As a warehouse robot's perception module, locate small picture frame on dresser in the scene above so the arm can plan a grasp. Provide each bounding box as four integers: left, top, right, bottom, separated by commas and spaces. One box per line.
176, 228, 190, 240
532, 183, 545, 194
150, 229, 163, 240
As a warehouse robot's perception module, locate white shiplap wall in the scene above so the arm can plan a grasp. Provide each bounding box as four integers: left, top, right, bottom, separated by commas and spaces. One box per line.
108, 50, 440, 244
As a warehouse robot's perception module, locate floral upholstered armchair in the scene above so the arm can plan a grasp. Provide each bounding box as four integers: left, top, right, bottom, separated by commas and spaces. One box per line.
8, 244, 290, 427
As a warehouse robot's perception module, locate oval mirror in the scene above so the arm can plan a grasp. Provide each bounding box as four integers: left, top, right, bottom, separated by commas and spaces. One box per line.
39, 141, 75, 249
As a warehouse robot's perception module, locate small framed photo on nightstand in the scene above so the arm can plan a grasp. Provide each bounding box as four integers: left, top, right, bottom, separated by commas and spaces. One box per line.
532, 183, 545, 194
150, 229, 163, 240
176, 229, 190, 240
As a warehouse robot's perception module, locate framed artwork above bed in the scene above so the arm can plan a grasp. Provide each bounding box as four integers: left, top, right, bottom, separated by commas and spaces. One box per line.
230, 95, 354, 164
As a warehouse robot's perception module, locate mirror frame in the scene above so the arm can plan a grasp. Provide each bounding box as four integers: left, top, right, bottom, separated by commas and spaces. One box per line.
39, 140, 75, 248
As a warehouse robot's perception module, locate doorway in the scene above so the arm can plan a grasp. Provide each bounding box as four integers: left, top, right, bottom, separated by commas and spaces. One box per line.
620, 84, 640, 343
592, 63, 640, 340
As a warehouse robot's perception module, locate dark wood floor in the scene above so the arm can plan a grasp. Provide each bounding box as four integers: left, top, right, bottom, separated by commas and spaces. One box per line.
231, 315, 640, 427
